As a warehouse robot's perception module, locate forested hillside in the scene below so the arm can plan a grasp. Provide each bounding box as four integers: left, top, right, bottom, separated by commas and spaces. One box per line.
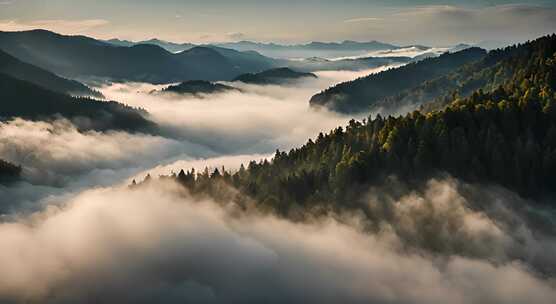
0, 74, 157, 133
151, 35, 556, 215
310, 47, 487, 113
156, 80, 239, 96
377, 35, 556, 115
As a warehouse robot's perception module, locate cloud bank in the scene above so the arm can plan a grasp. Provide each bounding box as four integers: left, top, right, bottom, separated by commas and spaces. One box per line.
98, 69, 379, 154
0, 178, 554, 304
0, 60, 554, 303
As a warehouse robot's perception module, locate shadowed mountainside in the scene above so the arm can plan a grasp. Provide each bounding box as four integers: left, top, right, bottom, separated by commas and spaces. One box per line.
0, 73, 157, 133
0, 49, 100, 97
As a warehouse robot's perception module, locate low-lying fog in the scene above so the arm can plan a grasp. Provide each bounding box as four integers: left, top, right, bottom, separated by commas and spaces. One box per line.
1, 177, 555, 304
329, 46, 450, 61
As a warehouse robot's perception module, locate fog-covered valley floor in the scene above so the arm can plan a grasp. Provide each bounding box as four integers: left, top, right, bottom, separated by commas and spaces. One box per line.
0, 67, 387, 214
1, 65, 556, 304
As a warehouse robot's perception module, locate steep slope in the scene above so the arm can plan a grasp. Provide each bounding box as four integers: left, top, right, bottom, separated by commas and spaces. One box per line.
310, 48, 487, 113
0, 73, 157, 133
0, 30, 279, 83
233, 68, 317, 85
0, 49, 99, 97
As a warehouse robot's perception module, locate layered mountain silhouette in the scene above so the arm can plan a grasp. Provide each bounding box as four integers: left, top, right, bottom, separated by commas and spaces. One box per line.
0, 30, 279, 83
106, 38, 401, 59
0, 49, 100, 97
233, 68, 317, 85
0, 73, 156, 133
310, 47, 488, 113
106, 38, 196, 53
215, 40, 400, 59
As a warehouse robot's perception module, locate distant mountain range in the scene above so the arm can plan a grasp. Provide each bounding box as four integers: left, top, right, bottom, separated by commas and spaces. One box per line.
102, 36, 476, 67
103, 38, 400, 59
213, 40, 400, 59
0, 30, 280, 83
106, 38, 196, 53
0, 30, 418, 85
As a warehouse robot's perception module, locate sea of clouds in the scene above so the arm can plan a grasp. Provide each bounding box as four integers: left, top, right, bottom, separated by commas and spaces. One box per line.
0, 64, 555, 303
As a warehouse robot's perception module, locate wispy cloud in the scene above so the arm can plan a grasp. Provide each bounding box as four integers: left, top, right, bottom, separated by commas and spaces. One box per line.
227, 32, 246, 40
0, 19, 109, 34
198, 13, 227, 18
343, 17, 382, 23
344, 4, 556, 45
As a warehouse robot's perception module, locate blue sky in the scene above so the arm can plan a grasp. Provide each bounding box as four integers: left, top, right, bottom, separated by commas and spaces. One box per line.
0, 0, 555, 45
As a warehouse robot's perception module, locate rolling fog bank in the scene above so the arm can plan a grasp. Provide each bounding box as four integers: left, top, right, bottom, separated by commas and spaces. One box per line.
0, 178, 554, 303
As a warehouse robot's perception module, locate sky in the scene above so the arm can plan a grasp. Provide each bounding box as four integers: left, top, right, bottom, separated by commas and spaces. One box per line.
0, 0, 555, 45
